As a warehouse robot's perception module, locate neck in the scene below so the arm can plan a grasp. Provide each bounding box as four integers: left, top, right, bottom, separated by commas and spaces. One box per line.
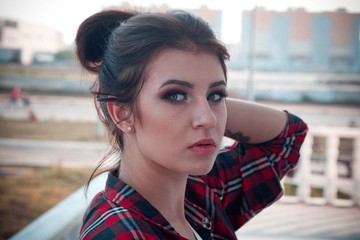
119, 145, 196, 239
119, 154, 188, 221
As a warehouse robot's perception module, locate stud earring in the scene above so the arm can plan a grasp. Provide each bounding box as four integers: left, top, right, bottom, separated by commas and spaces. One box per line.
127, 126, 132, 132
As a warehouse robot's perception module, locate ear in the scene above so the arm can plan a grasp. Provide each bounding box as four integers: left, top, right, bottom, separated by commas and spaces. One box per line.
107, 102, 133, 132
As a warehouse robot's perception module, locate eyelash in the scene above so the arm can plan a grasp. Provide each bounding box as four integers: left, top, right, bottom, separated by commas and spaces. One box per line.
209, 90, 228, 102
161, 89, 228, 103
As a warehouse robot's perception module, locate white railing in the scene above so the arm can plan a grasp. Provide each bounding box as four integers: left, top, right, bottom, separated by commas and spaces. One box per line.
282, 126, 360, 207
9, 126, 360, 240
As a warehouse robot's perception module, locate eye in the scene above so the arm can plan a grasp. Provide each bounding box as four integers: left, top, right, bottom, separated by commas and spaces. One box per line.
208, 90, 228, 102
161, 90, 188, 102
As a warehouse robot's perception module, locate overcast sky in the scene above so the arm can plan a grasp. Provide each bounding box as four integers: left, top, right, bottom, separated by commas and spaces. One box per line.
0, 0, 359, 44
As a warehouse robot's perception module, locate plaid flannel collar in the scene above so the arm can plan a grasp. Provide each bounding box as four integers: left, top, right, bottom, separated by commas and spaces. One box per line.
104, 170, 213, 234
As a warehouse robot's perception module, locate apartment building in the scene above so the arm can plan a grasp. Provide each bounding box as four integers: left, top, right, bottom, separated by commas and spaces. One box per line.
239, 8, 360, 73
0, 18, 63, 65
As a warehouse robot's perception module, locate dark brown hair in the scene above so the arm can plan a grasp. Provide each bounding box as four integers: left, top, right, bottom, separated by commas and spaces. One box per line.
75, 9, 230, 184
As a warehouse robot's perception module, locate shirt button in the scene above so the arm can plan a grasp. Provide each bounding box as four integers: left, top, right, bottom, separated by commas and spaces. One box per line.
202, 218, 211, 230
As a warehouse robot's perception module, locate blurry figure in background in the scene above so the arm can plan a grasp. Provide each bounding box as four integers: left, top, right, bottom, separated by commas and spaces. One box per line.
9, 86, 31, 108
75, 9, 308, 240
8, 86, 35, 121
10, 86, 21, 106
21, 91, 31, 107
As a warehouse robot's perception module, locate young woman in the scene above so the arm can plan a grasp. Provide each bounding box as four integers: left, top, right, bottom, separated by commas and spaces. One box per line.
75, 9, 308, 240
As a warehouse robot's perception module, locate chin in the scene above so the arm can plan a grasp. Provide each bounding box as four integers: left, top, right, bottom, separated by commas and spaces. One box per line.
188, 161, 215, 176
190, 169, 212, 176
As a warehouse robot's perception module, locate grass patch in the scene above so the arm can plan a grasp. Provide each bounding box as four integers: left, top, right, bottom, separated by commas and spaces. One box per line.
310, 187, 324, 198
337, 191, 351, 200
284, 184, 325, 198
0, 118, 107, 142
0, 165, 92, 239
284, 183, 298, 196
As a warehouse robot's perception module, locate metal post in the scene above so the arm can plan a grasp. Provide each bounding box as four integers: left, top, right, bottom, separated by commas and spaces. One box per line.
95, 117, 104, 139
246, 7, 256, 101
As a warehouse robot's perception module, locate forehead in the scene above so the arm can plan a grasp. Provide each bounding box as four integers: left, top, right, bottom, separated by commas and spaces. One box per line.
143, 48, 225, 84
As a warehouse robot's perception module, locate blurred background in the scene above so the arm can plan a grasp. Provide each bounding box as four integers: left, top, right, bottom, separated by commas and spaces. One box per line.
0, 0, 359, 239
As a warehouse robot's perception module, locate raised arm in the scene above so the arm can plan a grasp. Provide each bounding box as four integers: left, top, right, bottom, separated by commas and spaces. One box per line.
225, 98, 287, 144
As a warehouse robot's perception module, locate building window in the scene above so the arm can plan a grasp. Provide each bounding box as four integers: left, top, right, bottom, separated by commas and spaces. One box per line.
4, 20, 18, 28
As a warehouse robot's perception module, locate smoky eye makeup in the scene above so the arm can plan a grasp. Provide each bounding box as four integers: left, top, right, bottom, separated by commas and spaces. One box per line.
208, 89, 228, 102
160, 89, 189, 103
158, 79, 192, 103
158, 79, 227, 103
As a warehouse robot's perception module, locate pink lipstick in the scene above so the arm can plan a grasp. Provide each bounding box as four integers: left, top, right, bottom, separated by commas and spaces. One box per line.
189, 138, 217, 155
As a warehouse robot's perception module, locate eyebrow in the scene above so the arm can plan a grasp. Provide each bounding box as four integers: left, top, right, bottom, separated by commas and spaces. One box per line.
160, 79, 193, 89
159, 79, 226, 89
209, 80, 227, 88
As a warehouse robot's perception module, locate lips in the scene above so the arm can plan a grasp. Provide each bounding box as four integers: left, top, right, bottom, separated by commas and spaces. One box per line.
189, 138, 217, 155
191, 138, 216, 148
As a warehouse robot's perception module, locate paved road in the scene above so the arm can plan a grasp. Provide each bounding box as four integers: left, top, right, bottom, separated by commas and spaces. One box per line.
0, 94, 98, 122
0, 139, 107, 168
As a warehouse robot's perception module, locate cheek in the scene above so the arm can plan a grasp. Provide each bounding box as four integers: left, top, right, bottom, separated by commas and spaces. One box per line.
135, 104, 187, 162
215, 103, 227, 130
136, 100, 185, 137
222, 107, 227, 127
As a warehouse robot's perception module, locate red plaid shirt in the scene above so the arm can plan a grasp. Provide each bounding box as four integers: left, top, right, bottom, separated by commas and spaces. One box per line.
79, 112, 307, 239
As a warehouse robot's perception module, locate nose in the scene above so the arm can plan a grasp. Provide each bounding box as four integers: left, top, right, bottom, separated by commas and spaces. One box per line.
192, 100, 217, 129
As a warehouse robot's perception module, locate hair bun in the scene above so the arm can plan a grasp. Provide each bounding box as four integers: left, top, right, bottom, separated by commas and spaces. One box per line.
75, 10, 136, 73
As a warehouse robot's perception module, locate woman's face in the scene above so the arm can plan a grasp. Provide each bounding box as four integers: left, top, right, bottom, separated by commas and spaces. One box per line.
132, 48, 227, 176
